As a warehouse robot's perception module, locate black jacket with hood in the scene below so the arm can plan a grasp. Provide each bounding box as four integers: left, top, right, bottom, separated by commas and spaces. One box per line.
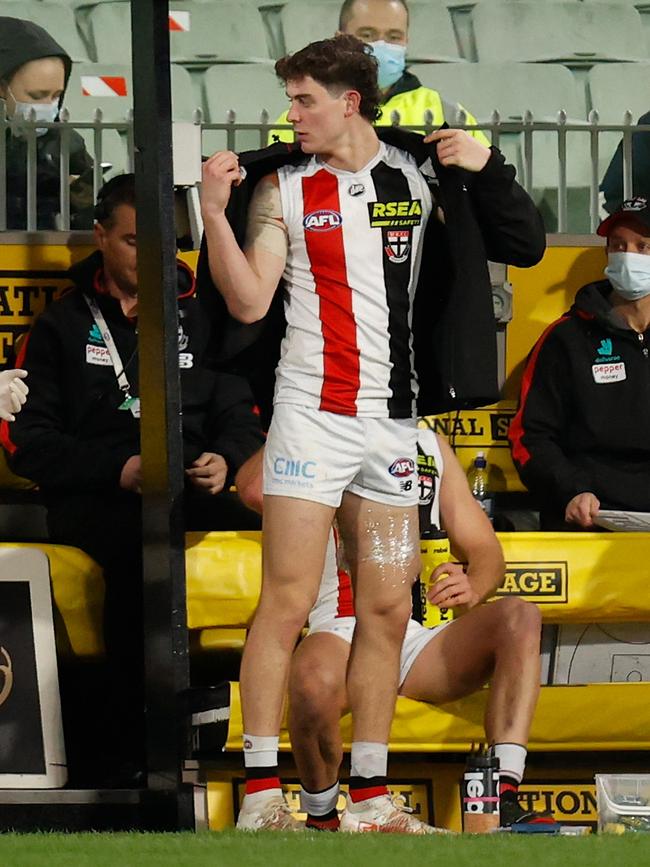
0, 17, 93, 230
509, 280, 650, 512
197, 128, 546, 427
2, 251, 264, 497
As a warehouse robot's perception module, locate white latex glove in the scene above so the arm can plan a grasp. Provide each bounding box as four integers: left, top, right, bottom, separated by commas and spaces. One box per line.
0, 370, 28, 422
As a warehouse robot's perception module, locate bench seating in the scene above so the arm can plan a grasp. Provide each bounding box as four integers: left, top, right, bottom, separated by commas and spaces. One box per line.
225, 680, 650, 754
23, 528, 650, 659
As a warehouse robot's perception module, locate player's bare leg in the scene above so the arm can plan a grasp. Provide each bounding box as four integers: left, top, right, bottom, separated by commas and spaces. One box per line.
336, 494, 444, 833
237, 494, 335, 831
289, 632, 349, 829
400, 597, 542, 744
338, 494, 417, 746
401, 597, 550, 827
289, 633, 349, 791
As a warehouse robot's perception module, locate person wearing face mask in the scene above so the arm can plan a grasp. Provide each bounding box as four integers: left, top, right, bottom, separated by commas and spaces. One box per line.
269, 0, 489, 146
0, 17, 94, 230
509, 196, 650, 530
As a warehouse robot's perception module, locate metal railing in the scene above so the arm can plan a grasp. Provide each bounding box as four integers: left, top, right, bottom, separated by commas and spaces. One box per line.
2, 104, 649, 234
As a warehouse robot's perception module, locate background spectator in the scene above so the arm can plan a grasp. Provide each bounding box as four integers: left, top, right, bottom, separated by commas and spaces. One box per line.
1, 174, 264, 783
269, 0, 489, 145
509, 196, 650, 529
0, 17, 93, 230
600, 110, 650, 215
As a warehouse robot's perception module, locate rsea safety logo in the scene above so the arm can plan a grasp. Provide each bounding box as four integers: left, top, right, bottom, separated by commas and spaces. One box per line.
303, 210, 342, 232
495, 561, 568, 603
368, 199, 422, 228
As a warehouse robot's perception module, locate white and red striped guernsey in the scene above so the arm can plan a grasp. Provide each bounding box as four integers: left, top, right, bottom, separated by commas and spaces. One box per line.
275, 142, 433, 419
309, 429, 444, 628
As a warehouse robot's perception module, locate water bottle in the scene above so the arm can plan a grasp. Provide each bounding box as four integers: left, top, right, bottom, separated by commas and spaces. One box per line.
467, 451, 493, 519
418, 529, 454, 629
462, 752, 500, 833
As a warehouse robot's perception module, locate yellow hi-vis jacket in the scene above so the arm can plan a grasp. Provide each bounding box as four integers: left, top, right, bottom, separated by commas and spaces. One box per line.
268, 77, 490, 147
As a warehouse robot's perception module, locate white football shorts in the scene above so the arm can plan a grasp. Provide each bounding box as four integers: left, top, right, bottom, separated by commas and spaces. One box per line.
307, 616, 451, 687
263, 403, 419, 507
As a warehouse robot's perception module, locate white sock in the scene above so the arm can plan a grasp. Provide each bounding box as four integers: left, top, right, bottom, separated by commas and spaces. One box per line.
492, 742, 527, 784
243, 734, 279, 768
350, 741, 388, 779
299, 781, 340, 816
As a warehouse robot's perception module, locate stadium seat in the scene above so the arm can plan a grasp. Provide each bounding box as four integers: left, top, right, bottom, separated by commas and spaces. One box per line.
588, 62, 650, 178
473, 1, 647, 64
63, 62, 200, 122
0, 1, 90, 63
202, 63, 288, 153
405, 1, 465, 62
84, 1, 270, 65
409, 60, 589, 210
279, 0, 339, 55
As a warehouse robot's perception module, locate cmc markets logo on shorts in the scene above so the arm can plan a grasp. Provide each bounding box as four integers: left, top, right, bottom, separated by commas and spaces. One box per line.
0, 646, 14, 708
303, 210, 343, 232
273, 457, 317, 479
388, 458, 415, 478
495, 562, 568, 603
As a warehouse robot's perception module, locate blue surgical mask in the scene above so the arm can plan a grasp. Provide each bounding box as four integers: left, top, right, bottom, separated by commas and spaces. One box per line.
605, 251, 650, 301
368, 41, 406, 91
8, 87, 59, 136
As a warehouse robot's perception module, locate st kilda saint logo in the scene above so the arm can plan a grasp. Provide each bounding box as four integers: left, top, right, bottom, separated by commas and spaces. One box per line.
384, 229, 411, 264
0, 646, 13, 708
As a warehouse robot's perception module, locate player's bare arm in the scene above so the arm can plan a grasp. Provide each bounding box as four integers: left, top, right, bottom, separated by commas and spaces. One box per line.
429, 435, 505, 613
201, 155, 287, 323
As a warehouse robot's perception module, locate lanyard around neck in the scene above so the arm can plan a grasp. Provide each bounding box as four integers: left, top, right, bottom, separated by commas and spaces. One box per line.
84, 293, 132, 397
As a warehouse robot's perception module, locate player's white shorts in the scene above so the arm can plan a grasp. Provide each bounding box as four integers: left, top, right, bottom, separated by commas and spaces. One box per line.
307, 616, 451, 687
263, 403, 419, 507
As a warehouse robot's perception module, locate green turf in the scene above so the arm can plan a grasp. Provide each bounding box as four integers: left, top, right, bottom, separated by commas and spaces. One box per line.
0, 832, 649, 867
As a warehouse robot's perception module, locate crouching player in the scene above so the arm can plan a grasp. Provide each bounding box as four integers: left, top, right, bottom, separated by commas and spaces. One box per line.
288, 428, 556, 831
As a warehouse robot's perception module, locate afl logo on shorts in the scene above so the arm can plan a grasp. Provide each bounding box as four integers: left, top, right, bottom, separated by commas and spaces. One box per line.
389, 458, 415, 478
303, 210, 343, 232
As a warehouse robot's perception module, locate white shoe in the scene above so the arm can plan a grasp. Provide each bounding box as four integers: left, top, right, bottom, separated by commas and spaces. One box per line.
340, 793, 453, 835
236, 793, 303, 831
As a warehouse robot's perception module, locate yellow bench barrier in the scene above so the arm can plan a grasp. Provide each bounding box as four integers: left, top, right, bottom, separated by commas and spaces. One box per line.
21, 529, 650, 658
0, 542, 104, 658
225, 681, 650, 753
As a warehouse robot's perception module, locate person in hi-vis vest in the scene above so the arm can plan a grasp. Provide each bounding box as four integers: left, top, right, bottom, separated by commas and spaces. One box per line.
269, 0, 489, 147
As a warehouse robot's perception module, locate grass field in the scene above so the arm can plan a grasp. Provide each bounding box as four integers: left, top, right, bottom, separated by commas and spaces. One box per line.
0, 831, 649, 867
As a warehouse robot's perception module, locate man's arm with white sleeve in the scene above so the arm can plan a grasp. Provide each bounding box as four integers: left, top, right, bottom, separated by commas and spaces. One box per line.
200, 151, 288, 324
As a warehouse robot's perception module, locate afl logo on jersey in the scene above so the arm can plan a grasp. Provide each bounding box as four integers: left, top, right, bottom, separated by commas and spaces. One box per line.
388, 458, 415, 478
303, 210, 343, 232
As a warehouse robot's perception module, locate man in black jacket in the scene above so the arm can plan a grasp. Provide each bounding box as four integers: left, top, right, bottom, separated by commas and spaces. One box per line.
509, 196, 650, 529
199, 36, 544, 832
1, 174, 264, 782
